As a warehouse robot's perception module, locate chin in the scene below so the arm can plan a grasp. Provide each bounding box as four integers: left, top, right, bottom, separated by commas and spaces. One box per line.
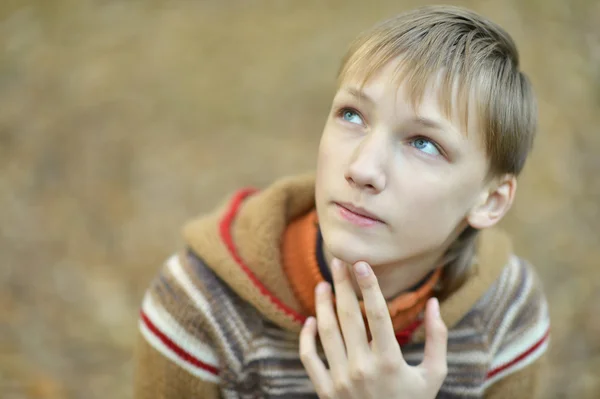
322, 228, 395, 266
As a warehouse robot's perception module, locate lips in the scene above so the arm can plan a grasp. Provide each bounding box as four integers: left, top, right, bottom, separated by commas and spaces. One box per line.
335, 202, 384, 223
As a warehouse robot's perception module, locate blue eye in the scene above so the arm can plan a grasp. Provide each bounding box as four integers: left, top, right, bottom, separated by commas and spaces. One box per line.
341, 109, 364, 125
411, 138, 441, 156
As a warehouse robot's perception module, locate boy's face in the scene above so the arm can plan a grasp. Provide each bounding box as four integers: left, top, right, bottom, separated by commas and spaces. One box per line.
315, 60, 509, 270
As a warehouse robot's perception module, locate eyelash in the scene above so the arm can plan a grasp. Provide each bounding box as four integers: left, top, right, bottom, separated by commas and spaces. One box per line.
410, 136, 446, 157
336, 106, 365, 124
334, 106, 446, 157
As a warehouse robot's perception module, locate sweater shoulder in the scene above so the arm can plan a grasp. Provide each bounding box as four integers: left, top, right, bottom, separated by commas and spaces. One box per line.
418, 256, 551, 398
449, 254, 550, 342
137, 251, 224, 383
479, 255, 551, 390
137, 249, 268, 387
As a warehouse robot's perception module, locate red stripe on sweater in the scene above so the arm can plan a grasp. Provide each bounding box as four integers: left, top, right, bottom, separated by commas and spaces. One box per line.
219, 188, 307, 325
486, 327, 550, 379
140, 310, 220, 376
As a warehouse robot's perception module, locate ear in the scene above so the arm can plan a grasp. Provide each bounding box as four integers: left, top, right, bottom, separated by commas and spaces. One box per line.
467, 175, 517, 229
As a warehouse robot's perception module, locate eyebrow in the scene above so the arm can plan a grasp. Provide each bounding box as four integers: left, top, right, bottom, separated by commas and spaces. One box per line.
413, 116, 447, 131
345, 88, 375, 105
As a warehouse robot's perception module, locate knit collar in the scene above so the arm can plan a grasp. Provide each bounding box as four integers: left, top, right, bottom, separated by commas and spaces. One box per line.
281, 209, 442, 339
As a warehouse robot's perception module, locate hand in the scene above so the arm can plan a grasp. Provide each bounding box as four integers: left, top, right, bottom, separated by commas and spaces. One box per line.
299, 258, 448, 399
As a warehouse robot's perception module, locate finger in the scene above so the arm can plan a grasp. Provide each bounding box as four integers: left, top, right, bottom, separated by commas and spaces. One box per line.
315, 281, 349, 376
420, 297, 448, 381
353, 261, 401, 357
299, 316, 334, 397
330, 258, 370, 361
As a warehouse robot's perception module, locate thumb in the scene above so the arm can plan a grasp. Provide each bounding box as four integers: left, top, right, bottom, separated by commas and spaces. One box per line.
420, 297, 448, 381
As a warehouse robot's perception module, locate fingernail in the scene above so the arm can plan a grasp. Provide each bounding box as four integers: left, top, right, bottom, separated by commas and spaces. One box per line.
316, 282, 330, 296
354, 262, 370, 277
432, 298, 441, 318
332, 258, 343, 275
305, 316, 315, 327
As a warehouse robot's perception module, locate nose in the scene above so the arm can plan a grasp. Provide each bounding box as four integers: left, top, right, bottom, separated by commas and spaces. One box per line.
345, 132, 388, 193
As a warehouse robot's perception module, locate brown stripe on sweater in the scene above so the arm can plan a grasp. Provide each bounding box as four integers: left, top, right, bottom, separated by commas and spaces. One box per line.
491, 264, 537, 350
182, 251, 255, 343
146, 257, 214, 345
481, 259, 525, 343
182, 253, 264, 373
500, 263, 546, 344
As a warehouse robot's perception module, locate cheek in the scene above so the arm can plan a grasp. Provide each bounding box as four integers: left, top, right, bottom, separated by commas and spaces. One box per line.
315, 129, 336, 201
394, 161, 480, 208
316, 128, 346, 182
388, 172, 479, 235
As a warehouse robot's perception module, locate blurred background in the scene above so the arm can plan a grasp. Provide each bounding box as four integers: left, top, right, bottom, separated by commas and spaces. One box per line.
1, 0, 598, 398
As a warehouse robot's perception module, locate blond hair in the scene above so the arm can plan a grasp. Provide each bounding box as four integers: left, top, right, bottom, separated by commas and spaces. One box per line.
337, 5, 538, 297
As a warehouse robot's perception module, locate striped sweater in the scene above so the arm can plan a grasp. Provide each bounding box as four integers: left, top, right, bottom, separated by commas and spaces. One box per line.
133, 174, 551, 398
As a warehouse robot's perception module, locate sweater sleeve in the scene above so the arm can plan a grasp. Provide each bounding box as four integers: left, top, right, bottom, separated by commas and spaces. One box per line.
133, 331, 221, 399
133, 253, 223, 399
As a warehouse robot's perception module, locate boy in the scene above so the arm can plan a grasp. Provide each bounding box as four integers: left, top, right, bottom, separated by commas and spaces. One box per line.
133, 5, 550, 398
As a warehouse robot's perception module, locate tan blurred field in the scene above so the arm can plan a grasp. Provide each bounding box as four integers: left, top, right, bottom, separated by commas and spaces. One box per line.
1, 1, 598, 398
